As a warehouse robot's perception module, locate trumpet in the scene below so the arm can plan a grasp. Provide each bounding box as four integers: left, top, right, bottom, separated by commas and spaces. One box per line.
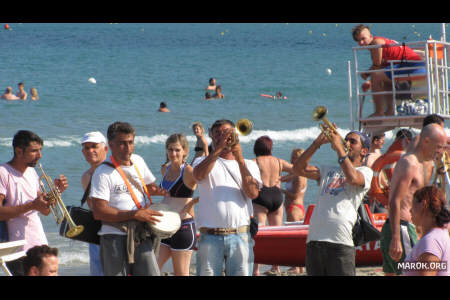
312, 105, 348, 153
227, 118, 253, 148
432, 151, 450, 193
38, 164, 84, 238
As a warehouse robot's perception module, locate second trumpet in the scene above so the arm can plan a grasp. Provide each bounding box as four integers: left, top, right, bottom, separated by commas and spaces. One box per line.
38, 163, 84, 238
227, 118, 253, 148
312, 105, 348, 153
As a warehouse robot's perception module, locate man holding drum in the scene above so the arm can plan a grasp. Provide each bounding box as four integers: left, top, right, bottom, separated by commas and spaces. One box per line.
90, 122, 168, 276
193, 119, 262, 276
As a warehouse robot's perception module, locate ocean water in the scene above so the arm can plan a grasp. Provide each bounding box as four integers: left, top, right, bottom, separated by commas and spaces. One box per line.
0, 23, 447, 275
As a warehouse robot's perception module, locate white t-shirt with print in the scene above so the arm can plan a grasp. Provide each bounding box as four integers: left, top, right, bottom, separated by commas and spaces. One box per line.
307, 165, 373, 247
193, 156, 262, 229
90, 154, 156, 235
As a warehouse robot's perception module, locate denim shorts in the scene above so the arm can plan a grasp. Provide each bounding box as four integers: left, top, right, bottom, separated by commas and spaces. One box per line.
196, 231, 254, 276
89, 243, 104, 276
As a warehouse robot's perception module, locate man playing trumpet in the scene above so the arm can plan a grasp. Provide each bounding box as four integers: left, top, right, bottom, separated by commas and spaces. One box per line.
293, 123, 373, 276
193, 119, 262, 276
0, 130, 68, 276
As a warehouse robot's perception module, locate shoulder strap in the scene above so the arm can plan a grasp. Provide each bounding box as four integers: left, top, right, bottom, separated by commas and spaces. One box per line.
278, 158, 282, 177
80, 180, 92, 206
110, 156, 142, 209
218, 159, 248, 201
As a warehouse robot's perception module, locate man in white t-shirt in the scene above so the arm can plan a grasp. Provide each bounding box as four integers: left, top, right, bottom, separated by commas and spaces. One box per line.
0, 130, 69, 276
90, 122, 167, 276
193, 119, 262, 276
293, 128, 373, 276
80, 131, 108, 276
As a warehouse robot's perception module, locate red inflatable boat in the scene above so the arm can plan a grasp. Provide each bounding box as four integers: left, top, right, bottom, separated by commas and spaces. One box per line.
253, 204, 387, 267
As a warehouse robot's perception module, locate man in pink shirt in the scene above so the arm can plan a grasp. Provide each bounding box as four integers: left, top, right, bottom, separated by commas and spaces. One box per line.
0, 130, 68, 276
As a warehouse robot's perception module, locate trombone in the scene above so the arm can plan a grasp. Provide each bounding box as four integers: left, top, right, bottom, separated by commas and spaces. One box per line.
227, 118, 253, 148
38, 164, 84, 238
312, 105, 348, 153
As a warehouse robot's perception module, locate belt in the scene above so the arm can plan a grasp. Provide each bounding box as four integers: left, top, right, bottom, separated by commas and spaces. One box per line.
199, 225, 250, 235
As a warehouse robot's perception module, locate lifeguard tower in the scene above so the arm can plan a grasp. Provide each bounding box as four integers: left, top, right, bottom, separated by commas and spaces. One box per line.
348, 24, 450, 135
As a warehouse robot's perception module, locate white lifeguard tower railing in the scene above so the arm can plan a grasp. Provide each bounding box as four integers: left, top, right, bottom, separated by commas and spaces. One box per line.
348, 24, 450, 135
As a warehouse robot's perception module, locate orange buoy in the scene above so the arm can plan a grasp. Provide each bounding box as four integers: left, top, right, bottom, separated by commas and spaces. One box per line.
4, 24, 10, 30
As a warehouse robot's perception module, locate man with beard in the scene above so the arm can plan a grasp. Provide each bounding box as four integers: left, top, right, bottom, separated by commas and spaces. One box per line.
0, 130, 68, 275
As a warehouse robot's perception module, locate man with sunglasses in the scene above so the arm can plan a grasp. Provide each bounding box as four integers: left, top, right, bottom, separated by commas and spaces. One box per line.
293, 127, 373, 275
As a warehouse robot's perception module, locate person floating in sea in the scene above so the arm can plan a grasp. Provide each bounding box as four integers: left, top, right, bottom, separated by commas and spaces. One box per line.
205, 78, 217, 92
1, 86, 21, 101
260, 91, 287, 100
212, 85, 224, 99
30, 87, 39, 101
16, 82, 28, 100
158, 101, 170, 112
352, 24, 424, 117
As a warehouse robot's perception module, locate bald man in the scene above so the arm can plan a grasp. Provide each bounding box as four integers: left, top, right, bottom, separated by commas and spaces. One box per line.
380, 124, 447, 276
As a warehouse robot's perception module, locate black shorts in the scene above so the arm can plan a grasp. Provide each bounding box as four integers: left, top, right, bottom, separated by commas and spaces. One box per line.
306, 241, 355, 276
161, 218, 197, 251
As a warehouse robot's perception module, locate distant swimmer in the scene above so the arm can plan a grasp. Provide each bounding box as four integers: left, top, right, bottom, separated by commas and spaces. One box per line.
1, 86, 21, 101
205, 77, 216, 92
212, 85, 224, 99
30, 88, 39, 101
16, 82, 28, 100
158, 101, 170, 112
261, 91, 287, 100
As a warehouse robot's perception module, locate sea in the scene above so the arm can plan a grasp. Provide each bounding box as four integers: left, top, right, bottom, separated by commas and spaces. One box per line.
0, 23, 447, 275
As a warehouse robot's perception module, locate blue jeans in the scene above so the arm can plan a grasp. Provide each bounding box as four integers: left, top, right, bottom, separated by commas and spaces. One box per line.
89, 243, 104, 276
196, 232, 254, 276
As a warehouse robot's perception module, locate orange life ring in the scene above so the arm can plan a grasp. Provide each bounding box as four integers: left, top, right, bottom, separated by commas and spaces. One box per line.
369, 150, 404, 206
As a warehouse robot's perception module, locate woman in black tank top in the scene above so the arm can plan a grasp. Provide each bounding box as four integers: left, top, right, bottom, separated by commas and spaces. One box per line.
157, 134, 198, 276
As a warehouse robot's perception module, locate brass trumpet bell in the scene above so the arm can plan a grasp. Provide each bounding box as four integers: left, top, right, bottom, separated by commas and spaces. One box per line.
228, 118, 253, 148
236, 118, 253, 136
312, 105, 348, 153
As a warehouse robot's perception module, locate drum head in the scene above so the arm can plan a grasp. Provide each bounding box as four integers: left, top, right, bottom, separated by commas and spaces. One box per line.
149, 203, 181, 238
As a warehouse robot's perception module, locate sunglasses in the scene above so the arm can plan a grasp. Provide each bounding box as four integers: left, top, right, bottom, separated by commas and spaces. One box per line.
345, 137, 359, 145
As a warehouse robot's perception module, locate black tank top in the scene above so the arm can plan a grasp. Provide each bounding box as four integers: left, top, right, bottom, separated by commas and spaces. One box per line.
160, 164, 194, 198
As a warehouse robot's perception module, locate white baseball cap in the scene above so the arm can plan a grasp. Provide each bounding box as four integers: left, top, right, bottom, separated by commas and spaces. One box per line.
81, 131, 107, 144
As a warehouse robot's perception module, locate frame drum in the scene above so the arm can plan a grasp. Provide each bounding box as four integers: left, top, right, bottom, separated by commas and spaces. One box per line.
148, 203, 181, 239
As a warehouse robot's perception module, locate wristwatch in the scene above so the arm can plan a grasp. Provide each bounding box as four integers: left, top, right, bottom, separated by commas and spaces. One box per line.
338, 155, 348, 164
